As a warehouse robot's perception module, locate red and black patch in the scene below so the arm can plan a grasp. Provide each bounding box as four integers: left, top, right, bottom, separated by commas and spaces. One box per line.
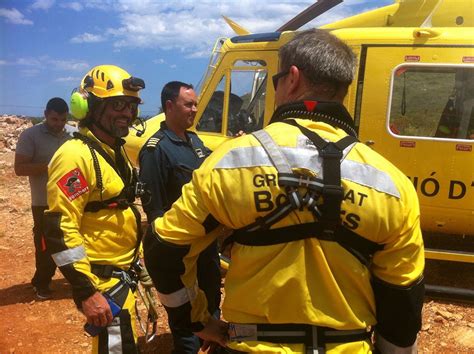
57, 168, 89, 201
303, 100, 317, 112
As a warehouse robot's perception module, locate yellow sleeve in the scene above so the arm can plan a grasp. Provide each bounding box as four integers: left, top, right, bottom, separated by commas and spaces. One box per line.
44, 141, 100, 302
150, 151, 229, 326
371, 176, 425, 286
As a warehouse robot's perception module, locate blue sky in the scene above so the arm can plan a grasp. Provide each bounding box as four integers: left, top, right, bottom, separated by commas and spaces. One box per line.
0, 0, 391, 117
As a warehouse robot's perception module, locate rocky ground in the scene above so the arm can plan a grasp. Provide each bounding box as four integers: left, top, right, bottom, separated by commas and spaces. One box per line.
0, 115, 473, 353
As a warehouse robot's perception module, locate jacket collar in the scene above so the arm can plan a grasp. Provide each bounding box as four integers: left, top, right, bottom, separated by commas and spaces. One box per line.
269, 100, 357, 138
77, 127, 125, 152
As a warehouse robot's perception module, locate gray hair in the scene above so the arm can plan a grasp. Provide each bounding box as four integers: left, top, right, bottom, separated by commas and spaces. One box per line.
279, 29, 356, 92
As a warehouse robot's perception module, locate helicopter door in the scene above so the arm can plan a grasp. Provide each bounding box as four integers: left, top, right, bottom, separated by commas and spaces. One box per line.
194, 53, 276, 151
355, 45, 474, 236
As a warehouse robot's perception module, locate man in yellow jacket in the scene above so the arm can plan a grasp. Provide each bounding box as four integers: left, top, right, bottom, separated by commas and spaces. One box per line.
44, 65, 146, 353
145, 29, 425, 353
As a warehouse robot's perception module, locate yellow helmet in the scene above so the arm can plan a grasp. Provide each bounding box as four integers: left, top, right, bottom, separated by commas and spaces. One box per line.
70, 64, 145, 119
81, 65, 144, 99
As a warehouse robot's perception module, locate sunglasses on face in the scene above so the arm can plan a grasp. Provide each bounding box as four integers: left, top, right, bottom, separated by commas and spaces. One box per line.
272, 69, 290, 91
109, 98, 139, 113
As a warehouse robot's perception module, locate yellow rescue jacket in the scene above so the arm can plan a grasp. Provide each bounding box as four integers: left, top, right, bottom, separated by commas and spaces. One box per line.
45, 127, 140, 303
149, 107, 424, 353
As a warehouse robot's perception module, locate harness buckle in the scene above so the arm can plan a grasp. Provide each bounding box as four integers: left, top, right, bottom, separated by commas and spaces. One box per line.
287, 187, 303, 209
322, 185, 344, 200
320, 143, 343, 160
298, 175, 312, 187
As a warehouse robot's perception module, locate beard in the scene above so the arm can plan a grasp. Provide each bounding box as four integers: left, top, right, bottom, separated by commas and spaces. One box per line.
109, 116, 131, 138
111, 124, 130, 138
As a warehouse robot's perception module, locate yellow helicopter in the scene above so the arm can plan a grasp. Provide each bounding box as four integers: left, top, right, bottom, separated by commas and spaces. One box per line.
126, 0, 474, 264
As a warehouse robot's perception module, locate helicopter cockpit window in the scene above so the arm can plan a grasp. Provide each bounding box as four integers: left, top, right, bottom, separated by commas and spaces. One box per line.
197, 76, 226, 133
389, 65, 474, 140
228, 60, 267, 136
196, 60, 267, 136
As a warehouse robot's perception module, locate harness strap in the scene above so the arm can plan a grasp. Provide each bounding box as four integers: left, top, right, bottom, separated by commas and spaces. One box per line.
84, 196, 130, 212
103, 277, 130, 309
253, 130, 293, 174
284, 120, 358, 231
229, 323, 371, 353
231, 222, 383, 266
91, 263, 140, 293
73, 133, 125, 183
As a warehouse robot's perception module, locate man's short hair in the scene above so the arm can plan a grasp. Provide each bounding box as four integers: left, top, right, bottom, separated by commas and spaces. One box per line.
46, 97, 69, 114
279, 29, 356, 93
161, 81, 194, 113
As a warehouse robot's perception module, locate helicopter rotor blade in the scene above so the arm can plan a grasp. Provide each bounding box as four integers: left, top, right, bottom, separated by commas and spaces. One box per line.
277, 0, 343, 32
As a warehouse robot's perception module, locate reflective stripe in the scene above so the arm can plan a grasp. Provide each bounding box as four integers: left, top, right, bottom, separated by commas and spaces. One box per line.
215, 146, 400, 199
341, 160, 400, 199
258, 330, 306, 337
107, 316, 122, 354
252, 130, 292, 174
157, 282, 198, 308
51, 245, 86, 267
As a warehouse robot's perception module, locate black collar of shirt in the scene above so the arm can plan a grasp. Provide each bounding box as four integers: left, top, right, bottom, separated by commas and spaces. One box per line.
269, 100, 358, 138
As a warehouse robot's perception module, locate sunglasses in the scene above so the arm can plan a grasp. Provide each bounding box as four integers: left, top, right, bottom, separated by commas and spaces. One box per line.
272, 69, 290, 90
109, 98, 139, 113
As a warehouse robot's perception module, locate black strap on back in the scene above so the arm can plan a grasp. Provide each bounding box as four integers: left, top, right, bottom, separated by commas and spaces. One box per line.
254, 323, 371, 346
285, 119, 358, 231
231, 222, 383, 267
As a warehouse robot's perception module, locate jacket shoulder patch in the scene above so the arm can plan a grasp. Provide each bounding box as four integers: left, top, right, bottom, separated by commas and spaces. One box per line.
57, 168, 89, 201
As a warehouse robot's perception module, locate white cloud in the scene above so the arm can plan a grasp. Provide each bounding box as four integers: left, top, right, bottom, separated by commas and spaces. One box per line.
15, 57, 89, 72
30, 0, 55, 11
66, 0, 314, 55
69, 0, 390, 56
21, 68, 41, 77
0, 60, 7, 65
56, 76, 80, 82
170, 64, 177, 69
60, 2, 84, 11
17, 58, 42, 66
0, 8, 33, 25
70, 32, 106, 43
153, 58, 166, 64
50, 60, 90, 72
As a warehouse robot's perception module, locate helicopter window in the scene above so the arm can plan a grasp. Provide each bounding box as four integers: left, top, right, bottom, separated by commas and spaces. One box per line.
227, 62, 267, 136
196, 76, 226, 133
389, 65, 474, 140
232, 60, 267, 67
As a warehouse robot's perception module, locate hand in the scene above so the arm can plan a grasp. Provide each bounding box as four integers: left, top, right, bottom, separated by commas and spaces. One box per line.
234, 130, 245, 137
201, 340, 219, 353
195, 316, 229, 348
81, 292, 113, 328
